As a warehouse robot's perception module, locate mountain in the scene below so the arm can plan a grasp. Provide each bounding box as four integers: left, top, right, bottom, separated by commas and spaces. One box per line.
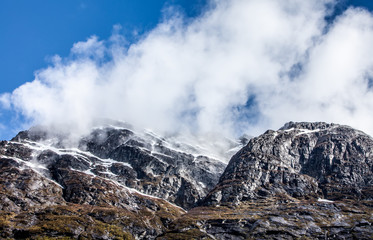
0, 121, 372, 239
0, 122, 243, 239
9, 123, 243, 210
163, 122, 373, 239
205, 122, 373, 203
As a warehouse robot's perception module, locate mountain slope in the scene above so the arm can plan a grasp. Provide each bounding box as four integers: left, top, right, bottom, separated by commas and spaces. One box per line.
0, 121, 372, 239
205, 122, 373, 204
0, 139, 186, 239
10, 123, 242, 210
0, 122, 244, 239
162, 122, 373, 239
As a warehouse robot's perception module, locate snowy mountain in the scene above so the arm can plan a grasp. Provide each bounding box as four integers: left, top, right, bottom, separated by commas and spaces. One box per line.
0, 121, 372, 239
5, 122, 246, 210
167, 122, 373, 239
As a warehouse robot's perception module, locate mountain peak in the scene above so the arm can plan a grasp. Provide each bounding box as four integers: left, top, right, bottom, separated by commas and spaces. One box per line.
279, 121, 337, 131
205, 122, 373, 205
1, 121, 372, 239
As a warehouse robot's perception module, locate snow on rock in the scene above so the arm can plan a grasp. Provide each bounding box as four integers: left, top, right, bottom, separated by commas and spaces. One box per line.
4, 123, 246, 209
318, 198, 334, 203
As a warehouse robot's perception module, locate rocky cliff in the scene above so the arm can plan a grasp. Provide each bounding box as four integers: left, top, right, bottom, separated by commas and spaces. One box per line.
9, 124, 240, 210
205, 122, 373, 204
0, 122, 242, 239
164, 122, 373, 239
0, 135, 185, 239
0, 122, 372, 239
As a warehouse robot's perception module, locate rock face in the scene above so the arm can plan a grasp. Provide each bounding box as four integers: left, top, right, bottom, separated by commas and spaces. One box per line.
0, 121, 372, 239
0, 140, 185, 239
76, 127, 232, 209
10, 124, 237, 210
164, 122, 372, 239
0, 122, 242, 239
204, 122, 373, 204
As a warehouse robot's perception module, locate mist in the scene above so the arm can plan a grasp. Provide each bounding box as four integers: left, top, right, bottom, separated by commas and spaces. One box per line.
3, 0, 373, 141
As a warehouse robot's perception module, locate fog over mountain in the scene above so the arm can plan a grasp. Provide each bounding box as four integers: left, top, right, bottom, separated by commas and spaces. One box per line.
2, 0, 373, 140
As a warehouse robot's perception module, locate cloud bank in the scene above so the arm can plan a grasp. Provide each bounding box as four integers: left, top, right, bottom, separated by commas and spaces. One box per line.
3, 0, 373, 139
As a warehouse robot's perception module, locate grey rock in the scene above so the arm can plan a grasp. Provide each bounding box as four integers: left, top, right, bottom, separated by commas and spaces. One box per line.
1, 121, 373, 239
76, 126, 231, 209
169, 121, 373, 240
204, 122, 373, 204
3, 124, 239, 211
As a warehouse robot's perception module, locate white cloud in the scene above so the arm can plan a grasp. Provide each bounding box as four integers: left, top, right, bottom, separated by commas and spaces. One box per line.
256, 6, 373, 134
0, 93, 11, 109
71, 35, 105, 59
4, 0, 373, 140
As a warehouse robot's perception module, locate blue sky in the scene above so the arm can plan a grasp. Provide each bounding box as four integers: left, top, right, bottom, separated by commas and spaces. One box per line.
0, 0, 206, 139
0, 0, 206, 93
1, 0, 373, 140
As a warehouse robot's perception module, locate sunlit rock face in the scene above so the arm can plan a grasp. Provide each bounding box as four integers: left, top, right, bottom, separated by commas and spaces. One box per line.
204, 122, 373, 205
0, 143, 184, 239
0, 121, 372, 239
161, 122, 372, 239
76, 127, 230, 209
0, 122, 238, 238
2, 122, 243, 211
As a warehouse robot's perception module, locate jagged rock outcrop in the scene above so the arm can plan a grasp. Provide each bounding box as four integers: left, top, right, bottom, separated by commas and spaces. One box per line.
1, 121, 372, 239
78, 127, 230, 209
0, 155, 65, 213
0, 140, 185, 239
204, 122, 373, 204
10, 124, 238, 210
163, 122, 373, 239
0, 122, 242, 239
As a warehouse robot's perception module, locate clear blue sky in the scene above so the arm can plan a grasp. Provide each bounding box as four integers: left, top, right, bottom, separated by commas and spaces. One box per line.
0, 0, 372, 140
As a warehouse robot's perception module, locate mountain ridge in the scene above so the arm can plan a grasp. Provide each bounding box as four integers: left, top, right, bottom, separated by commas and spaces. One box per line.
0, 121, 372, 239
4, 122, 246, 210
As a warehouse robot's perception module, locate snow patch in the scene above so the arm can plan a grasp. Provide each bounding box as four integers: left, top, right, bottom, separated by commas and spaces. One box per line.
83, 169, 96, 176
97, 157, 133, 169
283, 128, 323, 136
0, 155, 64, 188
14, 140, 135, 171
70, 167, 186, 212
296, 129, 322, 136
318, 198, 334, 203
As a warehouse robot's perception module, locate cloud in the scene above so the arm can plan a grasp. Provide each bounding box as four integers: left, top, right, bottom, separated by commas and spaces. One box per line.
256, 6, 373, 134
0, 93, 11, 109
4, 0, 373, 140
71, 35, 105, 59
